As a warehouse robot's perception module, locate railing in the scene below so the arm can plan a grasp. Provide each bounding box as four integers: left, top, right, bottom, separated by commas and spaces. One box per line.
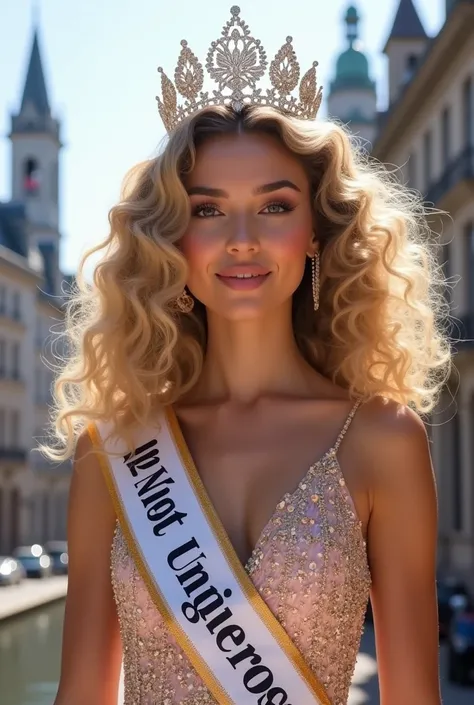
0, 447, 27, 462
426, 145, 474, 204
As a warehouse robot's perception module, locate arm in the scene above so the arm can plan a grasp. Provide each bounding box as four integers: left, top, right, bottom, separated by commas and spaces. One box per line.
363, 401, 441, 705
54, 431, 122, 705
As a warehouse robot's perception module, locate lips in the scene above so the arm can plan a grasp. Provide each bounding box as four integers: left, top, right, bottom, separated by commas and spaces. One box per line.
215, 264, 272, 291
216, 264, 271, 279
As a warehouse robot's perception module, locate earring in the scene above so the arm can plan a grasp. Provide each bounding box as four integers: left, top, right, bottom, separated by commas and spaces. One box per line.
311, 252, 320, 312
176, 288, 194, 313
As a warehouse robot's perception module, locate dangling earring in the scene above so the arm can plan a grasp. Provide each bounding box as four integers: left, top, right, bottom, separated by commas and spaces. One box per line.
311, 252, 320, 312
176, 288, 194, 313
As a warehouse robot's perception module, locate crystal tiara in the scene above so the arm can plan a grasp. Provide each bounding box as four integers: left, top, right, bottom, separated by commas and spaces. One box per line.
156, 5, 323, 133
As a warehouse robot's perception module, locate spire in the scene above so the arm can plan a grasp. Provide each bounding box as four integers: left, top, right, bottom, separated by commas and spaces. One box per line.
330, 5, 375, 95
345, 5, 359, 48
20, 29, 51, 117
385, 0, 427, 49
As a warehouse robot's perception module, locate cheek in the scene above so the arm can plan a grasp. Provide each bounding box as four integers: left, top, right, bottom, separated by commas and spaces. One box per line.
271, 223, 312, 264
180, 229, 213, 273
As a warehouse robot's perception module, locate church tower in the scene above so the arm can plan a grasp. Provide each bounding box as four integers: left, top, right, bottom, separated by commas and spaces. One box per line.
383, 0, 428, 105
327, 6, 377, 147
9, 26, 61, 295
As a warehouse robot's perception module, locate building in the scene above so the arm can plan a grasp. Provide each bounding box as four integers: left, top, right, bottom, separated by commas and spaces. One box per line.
331, 0, 474, 588
0, 27, 71, 553
327, 5, 377, 147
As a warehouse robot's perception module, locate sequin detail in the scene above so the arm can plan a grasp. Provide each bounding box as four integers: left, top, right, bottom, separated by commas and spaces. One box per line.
111, 448, 371, 705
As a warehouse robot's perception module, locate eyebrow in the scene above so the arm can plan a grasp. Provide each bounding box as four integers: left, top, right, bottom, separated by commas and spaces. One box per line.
186, 179, 301, 198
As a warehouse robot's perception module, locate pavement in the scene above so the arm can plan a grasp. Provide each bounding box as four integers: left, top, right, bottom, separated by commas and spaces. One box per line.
0, 575, 68, 620
348, 623, 474, 704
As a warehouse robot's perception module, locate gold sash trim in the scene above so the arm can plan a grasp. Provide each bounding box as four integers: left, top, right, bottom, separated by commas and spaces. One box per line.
88, 422, 233, 705
88, 412, 332, 705
165, 407, 331, 705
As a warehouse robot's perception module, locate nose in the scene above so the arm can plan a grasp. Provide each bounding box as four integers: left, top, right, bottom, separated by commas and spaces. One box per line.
225, 216, 260, 254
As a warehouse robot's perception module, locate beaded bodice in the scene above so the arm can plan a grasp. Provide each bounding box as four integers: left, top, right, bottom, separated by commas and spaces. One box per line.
111, 408, 371, 705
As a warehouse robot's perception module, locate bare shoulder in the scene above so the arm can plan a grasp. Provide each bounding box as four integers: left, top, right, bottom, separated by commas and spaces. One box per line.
353, 397, 433, 494
357, 396, 427, 444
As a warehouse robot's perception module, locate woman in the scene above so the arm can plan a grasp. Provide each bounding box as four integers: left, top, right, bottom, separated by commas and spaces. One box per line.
51, 7, 449, 705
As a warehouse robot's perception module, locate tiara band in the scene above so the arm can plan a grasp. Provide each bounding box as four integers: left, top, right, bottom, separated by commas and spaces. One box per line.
156, 5, 323, 133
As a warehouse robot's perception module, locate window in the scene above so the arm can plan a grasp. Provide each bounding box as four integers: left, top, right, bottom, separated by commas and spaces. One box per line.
0, 339, 5, 376
23, 158, 40, 196
463, 77, 473, 147
11, 342, 20, 380
403, 54, 418, 84
423, 130, 432, 193
465, 221, 474, 309
0, 409, 5, 446
441, 107, 451, 167
10, 410, 20, 448
12, 291, 21, 321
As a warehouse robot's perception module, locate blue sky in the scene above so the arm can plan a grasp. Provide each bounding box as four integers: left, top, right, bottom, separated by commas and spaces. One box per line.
0, 0, 444, 275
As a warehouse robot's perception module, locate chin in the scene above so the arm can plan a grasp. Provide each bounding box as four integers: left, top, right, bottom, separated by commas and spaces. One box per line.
211, 300, 274, 322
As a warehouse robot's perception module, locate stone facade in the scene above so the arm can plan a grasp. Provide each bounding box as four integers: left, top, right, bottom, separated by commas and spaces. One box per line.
0, 29, 71, 553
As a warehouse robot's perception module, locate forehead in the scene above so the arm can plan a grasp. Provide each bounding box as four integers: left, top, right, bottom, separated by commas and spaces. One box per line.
187, 132, 309, 190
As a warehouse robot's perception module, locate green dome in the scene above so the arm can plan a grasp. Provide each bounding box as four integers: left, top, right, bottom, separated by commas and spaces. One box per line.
330, 5, 376, 94
332, 48, 374, 91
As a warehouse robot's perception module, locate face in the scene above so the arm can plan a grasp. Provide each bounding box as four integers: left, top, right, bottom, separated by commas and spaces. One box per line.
180, 131, 315, 321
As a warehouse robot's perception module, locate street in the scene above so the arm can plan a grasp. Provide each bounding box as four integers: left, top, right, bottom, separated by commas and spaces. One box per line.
348, 624, 474, 704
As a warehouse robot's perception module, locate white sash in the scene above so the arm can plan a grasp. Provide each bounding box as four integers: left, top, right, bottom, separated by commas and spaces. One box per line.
90, 408, 331, 705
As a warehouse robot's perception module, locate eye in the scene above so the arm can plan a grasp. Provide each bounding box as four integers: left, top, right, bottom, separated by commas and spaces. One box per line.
260, 201, 295, 215
193, 203, 222, 218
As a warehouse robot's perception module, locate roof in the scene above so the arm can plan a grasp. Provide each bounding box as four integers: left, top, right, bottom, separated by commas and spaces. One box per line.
384, 0, 427, 50
0, 203, 29, 258
373, 1, 474, 159
329, 4, 376, 95
20, 30, 51, 117
331, 48, 375, 92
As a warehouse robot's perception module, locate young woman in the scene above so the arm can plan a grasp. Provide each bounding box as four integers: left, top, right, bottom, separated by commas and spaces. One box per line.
51, 8, 450, 705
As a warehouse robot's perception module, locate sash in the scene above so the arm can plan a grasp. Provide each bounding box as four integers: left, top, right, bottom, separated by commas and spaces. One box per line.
90, 409, 331, 705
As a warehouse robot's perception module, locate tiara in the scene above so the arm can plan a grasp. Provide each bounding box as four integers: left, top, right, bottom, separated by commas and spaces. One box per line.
156, 5, 323, 133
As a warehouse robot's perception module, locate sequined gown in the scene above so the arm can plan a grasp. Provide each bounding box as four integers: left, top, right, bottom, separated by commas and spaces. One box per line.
111, 406, 371, 705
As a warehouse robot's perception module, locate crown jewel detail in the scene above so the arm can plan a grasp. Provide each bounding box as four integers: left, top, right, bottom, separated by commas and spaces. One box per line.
156, 6, 323, 133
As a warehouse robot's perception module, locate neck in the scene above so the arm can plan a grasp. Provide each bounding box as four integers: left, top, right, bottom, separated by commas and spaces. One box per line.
191, 302, 315, 405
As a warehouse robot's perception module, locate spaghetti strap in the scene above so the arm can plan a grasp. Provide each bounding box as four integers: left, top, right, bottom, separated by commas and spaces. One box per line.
333, 399, 362, 454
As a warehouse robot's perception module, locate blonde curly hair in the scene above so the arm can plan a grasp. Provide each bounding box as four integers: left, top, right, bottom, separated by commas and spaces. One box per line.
45, 105, 451, 461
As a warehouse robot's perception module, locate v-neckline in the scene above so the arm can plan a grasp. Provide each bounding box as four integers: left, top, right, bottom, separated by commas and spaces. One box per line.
167, 406, 339, 574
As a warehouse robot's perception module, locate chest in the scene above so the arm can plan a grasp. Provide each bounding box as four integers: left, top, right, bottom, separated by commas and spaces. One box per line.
175, 411, 354, 566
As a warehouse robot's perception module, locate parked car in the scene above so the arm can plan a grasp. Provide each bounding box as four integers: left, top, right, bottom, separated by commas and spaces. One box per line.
437, 577, 471, 639
448, 596, 474, 685
44, 541, 68, 575
12, 544, 52, 579
0, 556, 25, 586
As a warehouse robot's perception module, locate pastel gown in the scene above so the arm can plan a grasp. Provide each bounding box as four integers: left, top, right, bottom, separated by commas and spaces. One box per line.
111, 402, 371, 704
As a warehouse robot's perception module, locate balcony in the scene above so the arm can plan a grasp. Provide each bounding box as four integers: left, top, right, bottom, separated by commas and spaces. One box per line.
426, 145, 474, 209
0, 447, 27, 463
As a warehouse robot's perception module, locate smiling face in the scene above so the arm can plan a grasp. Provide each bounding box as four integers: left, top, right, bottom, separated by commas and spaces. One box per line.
180, 131, 316, 321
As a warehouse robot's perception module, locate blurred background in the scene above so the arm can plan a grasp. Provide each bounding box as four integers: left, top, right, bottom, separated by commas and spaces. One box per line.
0, 0, 473, 702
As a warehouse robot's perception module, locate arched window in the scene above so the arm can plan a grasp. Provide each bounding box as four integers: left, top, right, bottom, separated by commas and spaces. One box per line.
403, 54, 418, 84
23, 157, 41, 196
